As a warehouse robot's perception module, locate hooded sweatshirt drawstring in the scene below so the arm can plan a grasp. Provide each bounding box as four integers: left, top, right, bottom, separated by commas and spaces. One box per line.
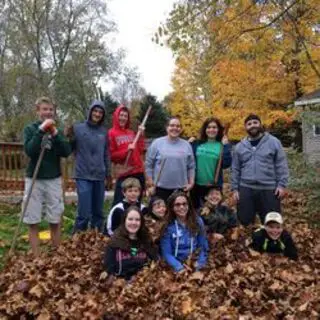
116, 249, 123, 276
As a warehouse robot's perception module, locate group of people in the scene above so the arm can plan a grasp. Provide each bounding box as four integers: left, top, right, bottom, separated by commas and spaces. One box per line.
22, 96, 297, 279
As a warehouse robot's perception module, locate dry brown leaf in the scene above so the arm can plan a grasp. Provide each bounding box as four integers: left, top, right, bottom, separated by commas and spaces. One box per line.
225, 263, 234, 274
298, 302, 308, 312
189, 271, 204, 281
181, 297, 193, 315
29, 284, 43, 298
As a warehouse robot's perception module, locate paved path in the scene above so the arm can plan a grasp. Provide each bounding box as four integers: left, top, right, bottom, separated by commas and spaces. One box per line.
0, 191, 115, 205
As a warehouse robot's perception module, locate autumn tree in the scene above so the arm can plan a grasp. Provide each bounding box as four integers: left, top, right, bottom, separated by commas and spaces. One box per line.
157, 0, 320, 139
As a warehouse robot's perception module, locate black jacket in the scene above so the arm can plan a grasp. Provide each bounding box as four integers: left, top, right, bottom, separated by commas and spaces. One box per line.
251, 228, 298, 260
200, 203, 238, 235
104, 231, 157, 280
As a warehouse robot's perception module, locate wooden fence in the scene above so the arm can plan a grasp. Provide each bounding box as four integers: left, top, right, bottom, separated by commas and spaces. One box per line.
0, 142, 75, 194
0, 139, 152, 194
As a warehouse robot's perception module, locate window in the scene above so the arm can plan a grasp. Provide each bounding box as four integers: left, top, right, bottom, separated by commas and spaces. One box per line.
313, 124, 320, 137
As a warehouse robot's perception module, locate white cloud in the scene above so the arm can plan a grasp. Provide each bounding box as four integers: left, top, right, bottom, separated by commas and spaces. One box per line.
105, 0, 176, 100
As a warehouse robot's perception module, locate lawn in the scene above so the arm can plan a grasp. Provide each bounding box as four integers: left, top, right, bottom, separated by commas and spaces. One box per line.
0, 200, 112, 269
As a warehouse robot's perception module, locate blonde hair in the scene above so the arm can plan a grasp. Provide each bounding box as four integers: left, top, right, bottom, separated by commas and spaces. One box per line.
35, 96, 55, 109
121, 177, 141, 192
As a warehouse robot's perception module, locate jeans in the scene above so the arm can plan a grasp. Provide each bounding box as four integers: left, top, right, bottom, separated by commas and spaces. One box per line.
237, 186, 281, 226
73, 179, 105, 232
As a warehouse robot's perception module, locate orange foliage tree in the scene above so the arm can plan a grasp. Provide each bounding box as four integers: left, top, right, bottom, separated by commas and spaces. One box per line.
159, 0, 320, 140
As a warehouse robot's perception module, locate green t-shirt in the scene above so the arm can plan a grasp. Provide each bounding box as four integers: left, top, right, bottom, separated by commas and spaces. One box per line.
195, 141, 222, 186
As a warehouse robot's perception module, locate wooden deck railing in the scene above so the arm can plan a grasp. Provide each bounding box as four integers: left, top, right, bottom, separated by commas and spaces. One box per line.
0, 142, 75, 193
0, 139, 153, 194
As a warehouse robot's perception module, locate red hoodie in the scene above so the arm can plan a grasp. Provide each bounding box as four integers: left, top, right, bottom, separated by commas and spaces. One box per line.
108, 105, 145, 177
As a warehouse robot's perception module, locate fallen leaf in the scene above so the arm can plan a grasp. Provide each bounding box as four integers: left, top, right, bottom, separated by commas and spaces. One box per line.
29, 284, 43, 298
225, 263, 234, 274
189, 271, 204, 281
298, 302, 308, 312
181, 297, 193, 315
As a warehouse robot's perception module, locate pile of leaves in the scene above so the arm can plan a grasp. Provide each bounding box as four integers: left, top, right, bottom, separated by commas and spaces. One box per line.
0, 191, 319, 319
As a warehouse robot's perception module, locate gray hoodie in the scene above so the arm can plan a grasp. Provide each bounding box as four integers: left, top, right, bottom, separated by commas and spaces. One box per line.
72, 100, 109, 181
231, 133, 289, 191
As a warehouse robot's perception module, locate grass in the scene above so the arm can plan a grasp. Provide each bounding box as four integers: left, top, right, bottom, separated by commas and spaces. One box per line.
287, 149, 320, 226
0, 200, 112, 269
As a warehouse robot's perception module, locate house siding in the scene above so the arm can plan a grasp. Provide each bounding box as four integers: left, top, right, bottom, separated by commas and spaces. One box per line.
302, 111, 320, 164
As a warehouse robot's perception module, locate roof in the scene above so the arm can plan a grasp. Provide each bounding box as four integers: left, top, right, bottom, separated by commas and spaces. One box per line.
294, 89, 320, 106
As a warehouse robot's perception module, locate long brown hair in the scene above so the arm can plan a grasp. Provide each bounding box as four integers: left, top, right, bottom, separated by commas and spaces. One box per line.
109, 206, 155, 254
199, 117, 224, 143
162, 191, 200, 236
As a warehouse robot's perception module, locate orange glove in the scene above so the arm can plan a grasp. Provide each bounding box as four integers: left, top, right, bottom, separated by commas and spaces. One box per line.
40, 119, 57, 136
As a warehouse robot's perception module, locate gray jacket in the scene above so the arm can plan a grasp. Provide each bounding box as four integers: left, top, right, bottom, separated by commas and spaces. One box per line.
231, 133, 289, 191
72, 100, 109, 181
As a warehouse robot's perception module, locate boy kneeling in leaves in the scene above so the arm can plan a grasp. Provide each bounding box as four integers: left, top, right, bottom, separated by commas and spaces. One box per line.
251, 212, 298, 260
199, 186, 238, 241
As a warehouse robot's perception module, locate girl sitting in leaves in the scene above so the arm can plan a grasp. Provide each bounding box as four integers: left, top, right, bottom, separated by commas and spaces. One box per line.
160, 191, 208, 272
199, 186, 238, 241
145, 197, 167, 243
251, 211, 298, 260
104, 206, 158, 280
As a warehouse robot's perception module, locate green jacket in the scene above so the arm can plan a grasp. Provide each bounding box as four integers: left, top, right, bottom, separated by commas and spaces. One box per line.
23, 121, 72, 179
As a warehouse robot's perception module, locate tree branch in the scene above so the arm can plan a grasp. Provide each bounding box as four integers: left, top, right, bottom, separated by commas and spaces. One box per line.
240, 0, 299, 34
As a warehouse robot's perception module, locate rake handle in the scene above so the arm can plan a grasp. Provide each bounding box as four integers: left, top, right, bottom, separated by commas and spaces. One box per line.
123, 105, 152, 168
8, 134, 50, 256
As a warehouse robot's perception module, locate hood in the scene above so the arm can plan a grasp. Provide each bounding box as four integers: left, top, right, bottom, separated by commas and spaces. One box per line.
148, 196, 165, 219
87, 100, 105, 125
112, 105, 130, 130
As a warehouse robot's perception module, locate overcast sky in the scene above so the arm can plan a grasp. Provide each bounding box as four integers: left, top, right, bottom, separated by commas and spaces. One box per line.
106, 0, 176, 100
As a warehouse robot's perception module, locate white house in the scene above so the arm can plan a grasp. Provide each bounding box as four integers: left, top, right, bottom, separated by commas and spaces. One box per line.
294, 89, 320, 164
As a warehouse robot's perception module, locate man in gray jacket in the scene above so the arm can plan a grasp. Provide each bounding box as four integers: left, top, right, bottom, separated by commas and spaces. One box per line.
231, 114, 289, 226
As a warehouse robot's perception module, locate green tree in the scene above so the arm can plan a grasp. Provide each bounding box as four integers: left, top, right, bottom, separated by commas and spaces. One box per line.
137, 94, 168, 138
0, 0, 122, 140
101, 92, 119, 129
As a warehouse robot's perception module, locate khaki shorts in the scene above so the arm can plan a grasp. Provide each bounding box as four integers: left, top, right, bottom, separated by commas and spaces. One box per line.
22, 177, 64, 225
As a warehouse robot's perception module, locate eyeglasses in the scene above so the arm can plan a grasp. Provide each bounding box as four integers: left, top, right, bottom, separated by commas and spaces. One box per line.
174, 202, 188, 207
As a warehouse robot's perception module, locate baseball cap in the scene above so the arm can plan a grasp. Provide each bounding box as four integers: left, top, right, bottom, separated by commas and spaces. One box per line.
264, 212, 283, 225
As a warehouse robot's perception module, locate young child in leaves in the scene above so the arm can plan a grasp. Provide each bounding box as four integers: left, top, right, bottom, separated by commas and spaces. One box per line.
105, 178, 148, 236
104, 206, 158, 280
251, 212, 298, 260
145, 197, 167, 243
199, 186, 238, 241
160, 191, 208, 272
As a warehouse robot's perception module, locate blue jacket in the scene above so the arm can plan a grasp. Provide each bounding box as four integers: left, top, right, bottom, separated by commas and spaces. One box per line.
160, 217, 208, 272
72, 100, 109, 181
231, 133, 289, 191
191, 141, 232, 187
